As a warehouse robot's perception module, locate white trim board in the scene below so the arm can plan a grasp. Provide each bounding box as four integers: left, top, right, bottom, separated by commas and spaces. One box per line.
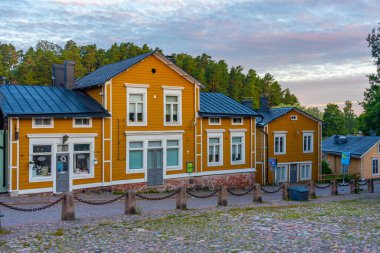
27, 133, 98, 138
125, 130, 185, 136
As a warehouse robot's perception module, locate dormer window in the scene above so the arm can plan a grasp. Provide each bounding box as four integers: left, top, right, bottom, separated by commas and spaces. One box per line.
32, 118, 53, 128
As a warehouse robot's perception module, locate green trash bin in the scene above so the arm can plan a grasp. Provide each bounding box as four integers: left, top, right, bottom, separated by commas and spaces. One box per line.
288, 186, 309, 201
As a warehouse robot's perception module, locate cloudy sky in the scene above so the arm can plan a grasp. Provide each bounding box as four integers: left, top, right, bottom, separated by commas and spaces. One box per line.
1, 0, 379, 114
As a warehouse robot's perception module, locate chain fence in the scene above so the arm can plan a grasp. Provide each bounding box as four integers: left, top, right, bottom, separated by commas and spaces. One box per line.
186, 189, 220, 198
260, 186, 282, 194
135, 190, 178, 201
0, 196, 64, 212
357, 180, 368, 186
227, 187, 254, 196
74, 193, 127, 205
314, 183, 331, 189
337, 182, 350, 187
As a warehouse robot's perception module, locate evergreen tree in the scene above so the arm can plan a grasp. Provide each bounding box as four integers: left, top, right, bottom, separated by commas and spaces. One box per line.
322, 103, 348, 137
343, 100, 358, 134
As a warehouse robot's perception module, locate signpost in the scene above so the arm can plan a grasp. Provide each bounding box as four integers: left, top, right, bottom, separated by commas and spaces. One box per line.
341, 152, 351, 192
268, 158, 277, 190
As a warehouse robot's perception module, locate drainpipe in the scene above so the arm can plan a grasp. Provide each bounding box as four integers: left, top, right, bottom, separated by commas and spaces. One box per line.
256, 115, 269, 185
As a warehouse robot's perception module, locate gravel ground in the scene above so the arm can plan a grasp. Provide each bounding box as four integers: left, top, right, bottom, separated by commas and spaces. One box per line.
0, 191, 379, 252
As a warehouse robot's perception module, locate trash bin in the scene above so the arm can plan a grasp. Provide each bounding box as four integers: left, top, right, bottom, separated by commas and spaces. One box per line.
288, 186, 309, 201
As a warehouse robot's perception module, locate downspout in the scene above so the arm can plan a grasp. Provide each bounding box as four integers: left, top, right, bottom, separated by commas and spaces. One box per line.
256, 115, 268, 185
3, 116, 7, 189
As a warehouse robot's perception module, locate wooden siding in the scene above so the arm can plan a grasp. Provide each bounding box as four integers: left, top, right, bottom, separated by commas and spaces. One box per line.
325, 154, 361, 176
363, 143, 380, 179
85, 86, 103, 105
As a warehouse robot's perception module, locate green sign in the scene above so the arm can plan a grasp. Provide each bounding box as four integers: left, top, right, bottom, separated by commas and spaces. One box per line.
186, 162, 194, 173
341, 152, 351, 166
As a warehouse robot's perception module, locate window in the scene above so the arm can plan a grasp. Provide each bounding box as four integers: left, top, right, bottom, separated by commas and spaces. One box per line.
73, 144, 91, 175
165, 96, 179, 123
378, 144, 380, 154
31, 145, 52, 179
32, 118, 53, 128
291, 115, 298, 120
300, 164, 312, 180
231, 133, 245, 164
372, 158, 379, 175
208, 117, 221, 125
167, 140, 180, 167
73, 118, 92, 128
232, 117, 243, 125
129, 141, 143, 170
207, 132, 223, 166
303, 132, 313, 153
126, 86, 148, 126
274, 134, 286, 155
275, 165, 287, 182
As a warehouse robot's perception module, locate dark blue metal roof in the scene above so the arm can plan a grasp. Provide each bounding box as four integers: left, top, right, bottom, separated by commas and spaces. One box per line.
199, 92, 260, 117
0, 85, 110, 117
322, 135, 380, 158
75, 51, 155, 89
256, 107, 294, 126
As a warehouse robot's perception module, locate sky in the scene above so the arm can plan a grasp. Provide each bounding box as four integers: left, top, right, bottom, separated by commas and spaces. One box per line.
0, 0, 379, 114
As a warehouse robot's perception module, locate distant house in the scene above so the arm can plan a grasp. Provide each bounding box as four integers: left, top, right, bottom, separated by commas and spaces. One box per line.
322, 135, 380, 179
254, 96, 323, 184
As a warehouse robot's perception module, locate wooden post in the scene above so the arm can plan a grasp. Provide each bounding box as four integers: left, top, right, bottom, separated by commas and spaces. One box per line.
350, 179, 357, 194
308, 181, 316, 198
61, 192, 75, 221
282, 183, 289, 201
218, 186, 227, 206
331, 179, 338, 195
368, 179, 374, 193
124, 190, 137, 215
253, 183, 262, 203
176, 188, 187, 210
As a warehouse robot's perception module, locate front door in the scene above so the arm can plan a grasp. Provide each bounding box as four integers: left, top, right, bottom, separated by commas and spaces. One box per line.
290, 164, 298, 183
56, 153, 70, 192
147, 148, 163, 186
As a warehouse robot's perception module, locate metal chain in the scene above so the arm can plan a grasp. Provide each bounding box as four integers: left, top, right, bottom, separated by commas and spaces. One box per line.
357, 181, 368, 186
260, 186, 282, 194
135, 190, 178, 201
0, 197, 64, 212
74, 193, 126, 205
227, 187, 254, 196
337, 182, 350, 187
186, 189, 220, 198
314, 183, 331, 189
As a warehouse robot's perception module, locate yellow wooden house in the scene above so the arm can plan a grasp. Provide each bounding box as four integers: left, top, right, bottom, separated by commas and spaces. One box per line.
255, 96, 323, 185
0, 51, 260, 195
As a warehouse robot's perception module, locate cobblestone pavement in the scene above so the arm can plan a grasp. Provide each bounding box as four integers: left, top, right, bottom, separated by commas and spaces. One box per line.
0, 183, 373, 227
0, 186, 379, 252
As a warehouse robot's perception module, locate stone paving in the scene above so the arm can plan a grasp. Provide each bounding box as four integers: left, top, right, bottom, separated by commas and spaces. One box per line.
0, 185, 379, 252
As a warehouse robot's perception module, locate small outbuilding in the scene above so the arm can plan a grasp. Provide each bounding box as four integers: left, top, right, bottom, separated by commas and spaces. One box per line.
322, 135, 380, 179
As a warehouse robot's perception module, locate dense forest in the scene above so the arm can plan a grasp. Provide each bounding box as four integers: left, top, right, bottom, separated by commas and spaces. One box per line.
0, 38, 378, 137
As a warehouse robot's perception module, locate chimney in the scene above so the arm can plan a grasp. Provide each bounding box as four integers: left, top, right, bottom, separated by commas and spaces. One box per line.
260, 95, 269, 112
241, 98, 253, 109
52, 60, 75, 89
334, 135, 340, 144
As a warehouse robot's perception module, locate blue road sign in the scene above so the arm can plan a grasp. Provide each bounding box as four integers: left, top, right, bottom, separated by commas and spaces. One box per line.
269, 158, 277, 167
341, 152, 351, 166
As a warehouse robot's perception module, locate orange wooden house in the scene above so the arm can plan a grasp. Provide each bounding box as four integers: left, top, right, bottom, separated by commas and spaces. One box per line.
255, 97, 323, 184
0, 51, 261, 195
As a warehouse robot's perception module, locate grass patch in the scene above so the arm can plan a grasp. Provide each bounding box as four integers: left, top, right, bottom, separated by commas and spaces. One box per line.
98, 219, 113, 226
112, 190, 125, 195
51, 228, 64, 236
0, 228, 10, 235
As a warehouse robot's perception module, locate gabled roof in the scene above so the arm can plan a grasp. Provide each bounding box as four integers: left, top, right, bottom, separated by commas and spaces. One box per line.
74, 51, 203, 89
199, 92, 261, 117
322, 135, 380, 158
75, 51, 155, 89
256, 107, 322, 126
256, 107, 293, 126
0, 85, 110, 118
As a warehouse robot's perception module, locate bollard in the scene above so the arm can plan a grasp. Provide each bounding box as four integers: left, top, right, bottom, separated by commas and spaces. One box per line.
282, 183, 289, 200
331, 180, 338, 195
61, 192, 75, 221
308, 181, 316, 198
176, 188, 187, 210
124, 190, 137, 215
350, 179, 357, 194
217, 186, 227, 206
253, 183, 262, 203
368, 179, 374, 193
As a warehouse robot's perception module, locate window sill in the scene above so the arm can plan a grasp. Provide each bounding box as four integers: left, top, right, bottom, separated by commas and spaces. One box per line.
29, 177, 53, 183
127, 169, 144, 174
207, 163, 223, 167
73, 174, 94, 179
231, 161, 245, 165
164, 123, 182, 126
127, 123, 147, 127
303, 151, 314, 154
300, 178, 311, 181
274, 153, 286, 155
73, 126, 92, 128
166, 166, 181, 170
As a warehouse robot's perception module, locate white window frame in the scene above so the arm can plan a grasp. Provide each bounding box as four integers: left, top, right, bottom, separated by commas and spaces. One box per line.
166, 139, 182, 170
231, 117, 243, 125
275, 164, 288, 182
73, 117, 92, 128
274, 133, 286, 155
291, 115, 298, 120
372, 158, 379, 176
300, 163, 312, 180
303, 132, 314, 153
230, 131, 245, 165
378, 144, 380, 154
126, 86, 148, 126
72, 142, 94, 179
32, 118, 54, 128
208, 117, 221, 125
125, 134, 183, 175
207, 132, 223, 167
29, 143, 54, 182
163, 89, 182, 126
